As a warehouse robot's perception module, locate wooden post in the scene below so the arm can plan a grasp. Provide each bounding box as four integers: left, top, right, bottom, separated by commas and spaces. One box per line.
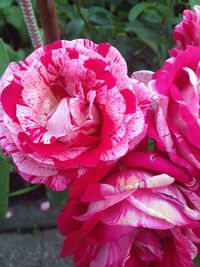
36, 0, 60, 44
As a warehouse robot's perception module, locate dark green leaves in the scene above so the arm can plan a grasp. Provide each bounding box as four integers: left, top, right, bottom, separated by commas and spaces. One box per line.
65, 17, 85, 39
194, 255, 200, 266
128, 3, 155, 22
88, 6, 112, 25
4, 6, 24, 30
0, 39, 9, 77
0, 0, 13, 9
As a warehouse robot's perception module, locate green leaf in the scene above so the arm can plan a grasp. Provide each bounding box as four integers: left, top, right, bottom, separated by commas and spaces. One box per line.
0, 157, 11, 219
128, 3, 147, 22
5, 44, 26, 62
65, 17, 84, 39
4, 6, 23, 30
194, 254, 200, 266
88, 6, 112, 25
128, 3, 155, 22
148, 138, 155, 152
0, 0, 13, 9
47, 187, 69, 206
126, 21, 160, 56
0, 39, 9, 77
189, 0, 200, 9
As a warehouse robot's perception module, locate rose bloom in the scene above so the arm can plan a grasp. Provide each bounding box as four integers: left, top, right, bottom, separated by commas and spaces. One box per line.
0, 39, 147, 190
171, 5, 200, 56
147, 46, 200, 186
57, 151, 200, 267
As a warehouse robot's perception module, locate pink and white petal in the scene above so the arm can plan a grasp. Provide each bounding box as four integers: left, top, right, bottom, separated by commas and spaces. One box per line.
127, 189, 199, 226
134, 229, 163, 261
76, 187, 134, 221
0, 62, 18, 92
126, 108, 146, 150
101, 108, 146, 161
52, 147, 87, 161
4, 113, 21, 136
20, 172, 71, 191
16, 104, 56, 144
47, 98, 72, 137
103, 87, 126, 129
100, 46, 128, 90
60, 40, 107, 69
12, 151, 58, 176
20, 46, 46, 69
90, 222, 133, 244
156, 104, 175, 153
90, 234, 133, 267
21, 60, 58, 117
81, 183, 130, 202
46, 174, 72, 191
100, 141, 129, 161
131, 70, 154, 85
28, 152, 55, 165
131, 79, 151, 115
69, 97, 86, 126
172, 228, 198, 263
101, 200, 174, 229
153, 186, 200, 221
182, 67, 199, 119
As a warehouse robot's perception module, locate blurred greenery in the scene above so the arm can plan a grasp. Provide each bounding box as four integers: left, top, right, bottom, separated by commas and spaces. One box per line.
195, 255, 200, 266
46, 187, 69, 206
0, 0, 197, 72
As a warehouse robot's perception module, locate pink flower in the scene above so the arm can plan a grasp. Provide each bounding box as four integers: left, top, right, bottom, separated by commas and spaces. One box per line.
0, 39, 146, 191
171, 5, 200, 56
147, 46, 200, 186
57, 154, 200, 266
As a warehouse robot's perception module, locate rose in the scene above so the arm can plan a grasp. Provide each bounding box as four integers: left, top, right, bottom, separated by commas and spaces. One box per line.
0, 39, 147, 191
171, 5, 200, 56
147, 46, 200, 185
58, 227, 200, 267
57, 153, 200, 266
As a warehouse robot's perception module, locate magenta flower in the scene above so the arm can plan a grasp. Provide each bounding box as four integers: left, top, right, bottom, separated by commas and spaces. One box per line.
147, 46, 200, 186
171, 5, 200, 56
0, 39, 147, 191
57, 154, 200, 266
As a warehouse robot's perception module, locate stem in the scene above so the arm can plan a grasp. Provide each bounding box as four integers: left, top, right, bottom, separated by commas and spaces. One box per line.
20, 0, 42, 49
36, 0, 60, 44
9, 185, 40, 197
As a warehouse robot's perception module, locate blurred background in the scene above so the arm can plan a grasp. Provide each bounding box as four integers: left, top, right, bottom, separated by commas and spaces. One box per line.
0, 0, 195, 73
0, 0, 199, 266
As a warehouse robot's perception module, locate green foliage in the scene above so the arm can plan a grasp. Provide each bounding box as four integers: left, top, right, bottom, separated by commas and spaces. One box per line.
0, 38, 9, 76
54, 0, 191, 71
5, 6, 24, 30
189, 0, 200, 8
194, 255, 200, 266
0, 0, 30, 62
46, 188, 69, 206
0, 153, 12, 219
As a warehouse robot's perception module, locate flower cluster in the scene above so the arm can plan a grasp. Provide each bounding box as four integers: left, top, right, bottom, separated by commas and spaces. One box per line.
1, 5, 200, 267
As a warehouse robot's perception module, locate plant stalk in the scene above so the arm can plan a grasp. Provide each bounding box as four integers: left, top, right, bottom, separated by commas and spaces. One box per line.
20, 0, 42, 49
9, 185, 40, 197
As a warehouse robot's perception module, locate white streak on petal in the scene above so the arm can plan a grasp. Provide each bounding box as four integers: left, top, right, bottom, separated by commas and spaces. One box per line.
12, 151, 58, 176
